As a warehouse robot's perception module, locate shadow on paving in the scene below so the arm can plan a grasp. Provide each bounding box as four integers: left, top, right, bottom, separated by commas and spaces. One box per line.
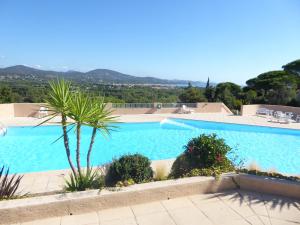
213, 190, 300, 211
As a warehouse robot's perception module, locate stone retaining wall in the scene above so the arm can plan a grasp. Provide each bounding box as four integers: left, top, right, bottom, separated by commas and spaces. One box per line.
0, 102, 233, 118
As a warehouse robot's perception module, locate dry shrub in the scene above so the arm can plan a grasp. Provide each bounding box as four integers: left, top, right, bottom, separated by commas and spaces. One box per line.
248, 161, 261, 171
267, 167, 278, 174
154, 164, 168, 181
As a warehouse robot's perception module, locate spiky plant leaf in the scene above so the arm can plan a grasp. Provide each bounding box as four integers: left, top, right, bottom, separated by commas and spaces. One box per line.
0, 166, 23, 200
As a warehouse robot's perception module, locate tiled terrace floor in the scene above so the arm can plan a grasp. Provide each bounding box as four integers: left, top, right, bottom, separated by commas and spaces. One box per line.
12, 190, 300, 225
3, 113, 300, 130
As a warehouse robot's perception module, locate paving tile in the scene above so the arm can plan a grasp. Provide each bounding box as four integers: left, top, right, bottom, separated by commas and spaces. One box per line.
100, 218, 137, 225
188, 193, 220, 204
238, 191, 270, 217
98, 207, 134, 222
194, 200, 243, 224
218, 192, 255, 218
136, 211, 176, 225
161, 197, 194, 211
219, 219, 250, 225
21, 217, 61, 225
260, 194, 300, 223
266, 202, 300, 223
256, 216, 272, 225
61, 212, 99, 225
270, 218, 299, 225
243, 215, 266, 225
168, 206, 214, 225
131, 201, 165, 216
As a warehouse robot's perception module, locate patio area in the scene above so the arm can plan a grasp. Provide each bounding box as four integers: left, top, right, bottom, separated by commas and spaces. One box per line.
16, 190, 300, 225
2, 113, 300, 130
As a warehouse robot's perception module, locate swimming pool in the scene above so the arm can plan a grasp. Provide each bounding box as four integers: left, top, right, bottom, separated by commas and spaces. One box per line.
0, 118, 299, 175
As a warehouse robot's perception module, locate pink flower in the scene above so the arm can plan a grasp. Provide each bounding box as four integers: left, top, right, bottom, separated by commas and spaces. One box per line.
188, 146, 194, 153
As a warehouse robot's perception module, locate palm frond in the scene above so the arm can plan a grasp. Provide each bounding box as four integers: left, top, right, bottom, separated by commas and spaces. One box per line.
65, 169, 104, 191
51, 123, 76, 144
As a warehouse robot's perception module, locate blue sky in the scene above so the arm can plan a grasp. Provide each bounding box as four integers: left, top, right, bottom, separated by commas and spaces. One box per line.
0, 0, 299, 84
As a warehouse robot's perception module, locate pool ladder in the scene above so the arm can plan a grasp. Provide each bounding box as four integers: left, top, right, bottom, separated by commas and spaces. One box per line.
0, 122, 7, 136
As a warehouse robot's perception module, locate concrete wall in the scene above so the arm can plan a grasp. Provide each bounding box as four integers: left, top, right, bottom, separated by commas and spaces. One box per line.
0, 104, 14, 118
241, 104, 300, 116
0, 102, 233, 118
13, 103, 42, 117
195, 103, 232, 114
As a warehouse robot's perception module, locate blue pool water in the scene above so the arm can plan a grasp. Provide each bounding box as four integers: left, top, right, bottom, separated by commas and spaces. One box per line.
0, 119, 299, 175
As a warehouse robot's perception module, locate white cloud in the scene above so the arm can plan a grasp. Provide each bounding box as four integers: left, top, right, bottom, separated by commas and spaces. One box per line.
61, 66, 69, 71
34, 64, 42, 68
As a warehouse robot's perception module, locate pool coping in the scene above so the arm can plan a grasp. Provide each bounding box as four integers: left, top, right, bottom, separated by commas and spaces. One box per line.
7, 116, 300, 132
0, 173, 299, 224
169, 116, 300, 132
3, 113, 300, 130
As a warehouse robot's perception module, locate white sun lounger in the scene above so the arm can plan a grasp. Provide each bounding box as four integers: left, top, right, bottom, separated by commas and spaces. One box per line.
38, 106, 48, 118
273, 111, 290, 123
180, 105, 194, 114
256, 108, 269, 115
0, 122, 7, 136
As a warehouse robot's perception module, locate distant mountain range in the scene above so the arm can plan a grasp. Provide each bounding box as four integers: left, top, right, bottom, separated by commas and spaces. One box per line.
0, 65, 208, 86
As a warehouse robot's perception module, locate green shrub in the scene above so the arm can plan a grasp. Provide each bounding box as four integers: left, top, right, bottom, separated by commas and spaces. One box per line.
170, 134, 234, 178
65, 169, 105, 192
238, 169, 300, 182
0, 166, 23, 200
106, 154, 153, 186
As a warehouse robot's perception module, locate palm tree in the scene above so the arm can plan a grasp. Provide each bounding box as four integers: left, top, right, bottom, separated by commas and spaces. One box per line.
42, 79, 117, 189
86, 98, 117, 171
43, 79, 77, 176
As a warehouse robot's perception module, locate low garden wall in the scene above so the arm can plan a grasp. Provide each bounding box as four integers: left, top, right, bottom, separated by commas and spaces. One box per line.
0, 175, 238, 224
0, 173, 299, 224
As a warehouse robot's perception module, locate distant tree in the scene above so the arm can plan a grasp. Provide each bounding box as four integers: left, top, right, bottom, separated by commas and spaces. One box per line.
246, 70, 299, 105
214, 82, 242, 110
246, 70, 299, 90
243, 90, 257, 104
0, 86, 13, 103
265, 85, 296, 105
205, 77, 210, 89
282, 59, 300, 75
179, 84, 206, 103
204, 77, 215, 102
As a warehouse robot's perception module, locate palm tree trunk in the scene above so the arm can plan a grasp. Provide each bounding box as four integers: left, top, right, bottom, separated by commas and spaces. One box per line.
87, 127, 97, 171
76, 123, 82, 176
61, 115, 77, 176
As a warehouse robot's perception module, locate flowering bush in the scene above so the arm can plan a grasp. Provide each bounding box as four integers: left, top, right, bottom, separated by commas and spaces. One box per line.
184, 134, 231, 168
170, 134, 234, 178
